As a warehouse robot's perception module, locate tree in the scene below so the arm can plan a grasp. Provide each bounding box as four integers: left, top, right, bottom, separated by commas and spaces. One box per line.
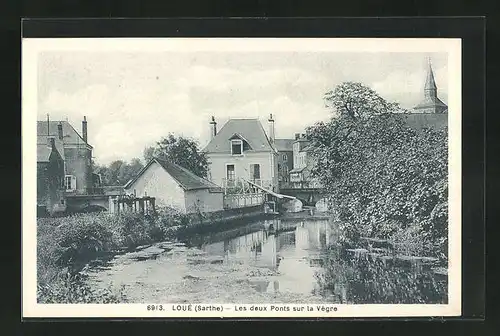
144, 133, 208, 178
94, 158, 144, 186
324, 82, 406, 120
307, 82, 448, 260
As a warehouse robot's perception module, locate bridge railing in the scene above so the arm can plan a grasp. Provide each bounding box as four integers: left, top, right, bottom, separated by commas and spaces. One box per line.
222, 178, 274, 194
223, 193, 265, 209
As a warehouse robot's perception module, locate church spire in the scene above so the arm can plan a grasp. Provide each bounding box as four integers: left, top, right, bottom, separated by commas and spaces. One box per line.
424, 58, 437, 93
413, 57, 448, 114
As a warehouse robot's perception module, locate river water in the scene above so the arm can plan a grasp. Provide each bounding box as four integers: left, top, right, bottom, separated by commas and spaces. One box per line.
85, 215, 447, 304
86, 217, 335, 303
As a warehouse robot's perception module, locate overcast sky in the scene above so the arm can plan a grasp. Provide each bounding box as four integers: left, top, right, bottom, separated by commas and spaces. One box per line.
37, 51, 448, 165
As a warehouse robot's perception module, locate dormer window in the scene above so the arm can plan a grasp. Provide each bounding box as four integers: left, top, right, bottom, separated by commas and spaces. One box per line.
231, 139, 243, 155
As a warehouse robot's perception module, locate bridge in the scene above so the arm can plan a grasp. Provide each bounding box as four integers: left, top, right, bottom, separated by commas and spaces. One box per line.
222, 178, 330, 211
278, 181, 328, 206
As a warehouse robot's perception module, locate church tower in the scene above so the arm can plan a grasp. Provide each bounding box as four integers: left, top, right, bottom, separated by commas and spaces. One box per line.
413, 59, 448, 114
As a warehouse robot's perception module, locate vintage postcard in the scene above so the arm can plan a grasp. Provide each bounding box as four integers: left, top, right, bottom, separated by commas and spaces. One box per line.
22, 37, 461, 318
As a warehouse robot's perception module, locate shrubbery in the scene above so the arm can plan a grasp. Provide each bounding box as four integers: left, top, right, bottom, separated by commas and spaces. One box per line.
307, 82, 448, 260
37, 207, 189, 303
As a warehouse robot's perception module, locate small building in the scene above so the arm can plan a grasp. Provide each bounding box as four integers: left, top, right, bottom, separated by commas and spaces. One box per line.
274, 138, 294, 183
288, 133, 322, 188
37, 137, 66, 216
37, 116, 98, 196
202, 114, 279, 192
124, 157, 224, 214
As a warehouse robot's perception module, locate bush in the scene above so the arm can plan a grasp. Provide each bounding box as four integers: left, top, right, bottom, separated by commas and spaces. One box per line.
37, 271, 127, 304
37, 208, 192, 303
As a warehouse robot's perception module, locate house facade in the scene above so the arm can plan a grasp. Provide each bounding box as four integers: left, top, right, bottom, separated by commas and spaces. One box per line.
37, 137, 66, 216
124, 157, 224, 214
288, 133, 322, 189
37, 116, 98, 196
202, 115, 279, 192
274, 139, 294, 183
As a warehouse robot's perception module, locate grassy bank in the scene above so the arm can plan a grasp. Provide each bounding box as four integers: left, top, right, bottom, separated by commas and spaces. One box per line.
37, 207, 190, 303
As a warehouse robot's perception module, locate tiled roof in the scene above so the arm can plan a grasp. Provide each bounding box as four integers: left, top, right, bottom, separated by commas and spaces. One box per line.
37, 137, 64, 162
126, 158, 223, 192
37, 136, 65, 158
203, 119, 275, 153
289, 167, 306, 173
37, 144, 52, 162
413, 96, 448, 111
274, 139, 294, 151
402, 113, 448, 130
37, 120, 92, 148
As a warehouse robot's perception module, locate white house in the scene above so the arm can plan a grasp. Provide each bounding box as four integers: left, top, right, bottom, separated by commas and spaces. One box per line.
202, 115, 279, 192
124, 157, 224, 214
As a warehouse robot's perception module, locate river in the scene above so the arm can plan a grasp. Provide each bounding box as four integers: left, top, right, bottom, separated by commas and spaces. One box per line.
85, 215, 447, 304
86, 217, 336, 303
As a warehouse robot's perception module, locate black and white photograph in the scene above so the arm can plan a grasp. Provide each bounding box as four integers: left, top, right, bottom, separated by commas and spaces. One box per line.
22, 37, 462, 318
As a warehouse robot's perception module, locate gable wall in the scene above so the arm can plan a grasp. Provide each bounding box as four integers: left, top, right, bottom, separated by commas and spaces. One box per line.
126, 161, 187, 212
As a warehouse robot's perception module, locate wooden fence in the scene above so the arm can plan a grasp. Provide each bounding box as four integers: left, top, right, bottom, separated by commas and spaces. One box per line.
111, 195, 156, 215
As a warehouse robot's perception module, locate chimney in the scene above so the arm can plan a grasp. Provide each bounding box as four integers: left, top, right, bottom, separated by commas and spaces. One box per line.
295, 133, 300, 140
82, 116, 88, 143
268, 113, 275, 144
209, 116, 217, 140
57, 122, 63, 140
46, 114, 50, 136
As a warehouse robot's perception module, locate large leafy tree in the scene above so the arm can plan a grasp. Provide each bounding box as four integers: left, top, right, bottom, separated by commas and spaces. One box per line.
94, 158, 144, 186
307, 82, 448, 259
324, 81, 406, 119
144, 133, 208, 178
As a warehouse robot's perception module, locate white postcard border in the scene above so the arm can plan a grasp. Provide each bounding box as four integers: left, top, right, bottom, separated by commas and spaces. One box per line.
22, 37, 462, 318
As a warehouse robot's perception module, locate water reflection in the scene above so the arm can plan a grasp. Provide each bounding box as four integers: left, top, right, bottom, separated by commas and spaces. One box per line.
189, 218, 331, 295
186, 217, 447, 303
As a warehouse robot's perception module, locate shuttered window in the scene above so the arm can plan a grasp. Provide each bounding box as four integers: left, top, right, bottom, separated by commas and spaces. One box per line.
65, 175, 76, 191
249, 164, 261, 180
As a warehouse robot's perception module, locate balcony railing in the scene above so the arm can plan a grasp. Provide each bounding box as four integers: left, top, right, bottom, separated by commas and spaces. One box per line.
222, 178, 274, 194
85, 187, 105, 195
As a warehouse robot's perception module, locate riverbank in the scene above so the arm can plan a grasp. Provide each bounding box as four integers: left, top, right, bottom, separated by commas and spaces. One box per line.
36, 207, 281, 303
84, 239, 330, 304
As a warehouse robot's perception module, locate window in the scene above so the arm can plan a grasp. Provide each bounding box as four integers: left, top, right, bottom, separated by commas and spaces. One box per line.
282, 154, 288, 162
231, 139, 243, 155
249, 164, 261, 180
226, 164, 235, 181
65, 175, 76, 191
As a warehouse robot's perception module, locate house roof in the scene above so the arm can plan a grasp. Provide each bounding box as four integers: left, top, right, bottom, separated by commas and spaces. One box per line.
37, 137, 64, 162
301, 145, 315, 152
125, 157, 223, 193
402, 113, 448, 131
203, 119, 275, 154
289, 167, 306, 173
37, 144, 53, 162
37, 120, 92, 148
274, 139, 294, 151
37, 135, 65, 159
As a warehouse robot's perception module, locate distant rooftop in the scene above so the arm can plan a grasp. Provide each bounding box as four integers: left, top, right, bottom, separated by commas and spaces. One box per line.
203, 118, 275, 154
